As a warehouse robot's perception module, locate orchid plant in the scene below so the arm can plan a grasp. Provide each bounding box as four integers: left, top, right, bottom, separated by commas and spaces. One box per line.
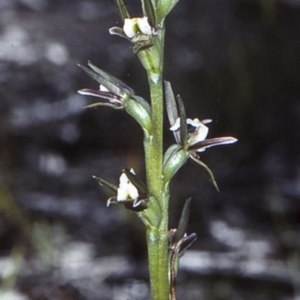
78, 0, 237, 299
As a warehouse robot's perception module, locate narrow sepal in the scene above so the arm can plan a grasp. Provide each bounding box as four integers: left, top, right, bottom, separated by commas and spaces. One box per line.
78, 88, 123, 104
189, 154, 219, 191
176, 95, 188, 149
141, 0, 156, 28
116, 0, 130, 21
123, 168, 148, 194
92, 176, 118, 194
165, 81, 178, 126
83, 102, 123, 110
173, 198, 191, 243
87, 61, 134, 96
189, 136, 238, 152
109, 27, 131, 40
165, 81, 180, 144
78, 64, 126, 98
178, 233, 197, 257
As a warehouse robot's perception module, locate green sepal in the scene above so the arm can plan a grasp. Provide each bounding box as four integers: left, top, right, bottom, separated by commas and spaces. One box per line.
123, 96, 152, 134
138, 195, 162, 228
165, 81, 178, 127
173, 198, 191, 244
176, 94, 188, 149
84, 102, 123, 110
116, 0, 130, 21
189, 154, 220, 191
163, 144, 188, 185
92, 176, 118, 194
142, 0, 156, 28
86, 61, 134, 96
123, 168, 148, 195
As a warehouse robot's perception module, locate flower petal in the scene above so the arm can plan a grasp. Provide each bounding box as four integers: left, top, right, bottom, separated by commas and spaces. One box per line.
137, 17, 152, 35
189, 136, 238, 152
187, 120, 209, 145
117, 170, 139, 201
123, 18, 138, 38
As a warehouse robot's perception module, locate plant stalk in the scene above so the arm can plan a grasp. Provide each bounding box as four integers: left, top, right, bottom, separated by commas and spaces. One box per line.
141, 24, 170, 300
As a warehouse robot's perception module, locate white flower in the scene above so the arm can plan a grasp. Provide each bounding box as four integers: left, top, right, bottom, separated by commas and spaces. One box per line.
117, 169, 139, 201
170, 118, 212, 146
123, 17, 153, 38
170, 117, 237, 153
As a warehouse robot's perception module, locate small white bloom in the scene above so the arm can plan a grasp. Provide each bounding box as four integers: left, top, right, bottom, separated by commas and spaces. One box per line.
187, 118, 211, 145
117, 169, 139, 201
123, 17, 152, 39
137, 17, 152, 35
123, 18, 137, 38
170, 117, 212, 146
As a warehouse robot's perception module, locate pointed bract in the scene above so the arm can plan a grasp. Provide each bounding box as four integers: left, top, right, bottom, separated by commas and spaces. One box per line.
93, 176, 118, 194
176, 95, 188, 149
173, 198, 192, 244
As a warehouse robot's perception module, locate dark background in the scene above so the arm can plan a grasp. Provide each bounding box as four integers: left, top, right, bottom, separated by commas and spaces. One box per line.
0, 0, 300, 299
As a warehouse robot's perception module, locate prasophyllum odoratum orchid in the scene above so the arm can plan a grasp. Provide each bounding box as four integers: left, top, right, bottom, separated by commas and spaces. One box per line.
163, 81, 237, 191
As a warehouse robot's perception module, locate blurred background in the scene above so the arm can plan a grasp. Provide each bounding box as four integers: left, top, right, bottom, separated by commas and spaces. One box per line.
0, 0, 300, 299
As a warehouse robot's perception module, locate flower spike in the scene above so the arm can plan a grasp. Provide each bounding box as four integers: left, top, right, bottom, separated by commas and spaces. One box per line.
173, 198, 192, 244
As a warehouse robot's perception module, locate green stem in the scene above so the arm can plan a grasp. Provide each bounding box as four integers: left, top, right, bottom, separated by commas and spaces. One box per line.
140, 24, 170, 299
146, 76, 170, 300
